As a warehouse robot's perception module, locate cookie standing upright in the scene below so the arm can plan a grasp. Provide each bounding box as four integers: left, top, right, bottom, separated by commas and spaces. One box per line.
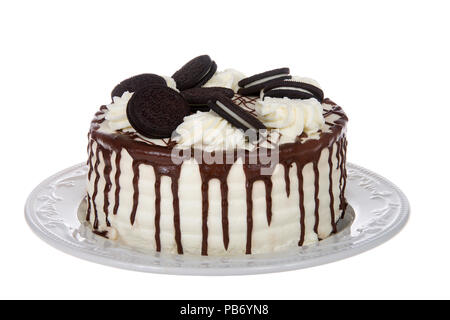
172, 55, 217, 91
111, 73, 167, 99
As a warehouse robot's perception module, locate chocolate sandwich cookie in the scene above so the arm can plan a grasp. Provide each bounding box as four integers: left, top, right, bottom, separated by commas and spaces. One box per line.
111, 73, 167, 99
207, 96, 266, 135
181, 87, 235, 110
263, 80, 324, 102
126, 86, 190, 139
237, 68, 291, 96
172, 55, 217, 91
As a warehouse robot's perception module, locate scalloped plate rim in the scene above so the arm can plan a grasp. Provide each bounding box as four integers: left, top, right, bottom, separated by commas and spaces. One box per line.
24, 162, 410, 275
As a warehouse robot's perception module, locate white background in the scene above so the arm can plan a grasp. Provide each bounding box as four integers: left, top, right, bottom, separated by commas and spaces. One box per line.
1, 0, 449, 300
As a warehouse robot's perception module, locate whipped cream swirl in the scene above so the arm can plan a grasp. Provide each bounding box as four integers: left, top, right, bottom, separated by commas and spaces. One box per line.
203, 69, 246, 92
163, 76, 179, 92
105, 91, 133, 131
254, 97, 325, 139
173, 111, 247, 151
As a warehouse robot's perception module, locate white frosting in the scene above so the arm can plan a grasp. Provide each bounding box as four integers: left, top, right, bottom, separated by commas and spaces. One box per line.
87, 140, 344, 255
203, 69, 246, 92
163, 75, 179, 92
173, 111, 247, 151
105, 91, 133, 131
255, 97, 325, 140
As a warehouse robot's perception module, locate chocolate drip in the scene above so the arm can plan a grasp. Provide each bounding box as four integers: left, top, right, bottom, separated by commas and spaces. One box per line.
93, 230, 108, 238
87, 98, 348, 255
102, 148, 112, 227
341, 138, 348, 216
296, 163, 306, 246
154, 174, 162, 252
245, 179, 254, 254
220, 180, 230, 250
153, 165, 184, 254
200, 179, 209, 256
335, 140, 342, 210
170, 170, 183, 254
263, 179, 273, 226
130, 161, 140, 225
198, 158, 233, 255
338, 140, 345, 211
313, 161, 320, 236
91, 146, 101, 229
242, 156, 275, 253
112, 152, 121, 215
282, 162, 292, 197
328, 146, 337, 233
87, 139, 94, 180
86, 194, 92, 222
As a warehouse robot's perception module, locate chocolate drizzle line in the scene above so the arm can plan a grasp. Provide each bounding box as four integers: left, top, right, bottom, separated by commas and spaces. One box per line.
91, 146, 101, 230
338, 139, 346, 212
313, 161, 320, 236
102, 148, 112, 227
297, 163, 306, 246
264, 179, 273, 226
232, 95, 259, 116
245, 178, 254, 254
200, 175, 209, 256
198, 158, 233, 255
171, 169, 183, 254
87, 139, 94, 180
87, 98, 348, 255
154, 174, 162, 252
341, 138, 348, 217
86, 194, 92, 222
328, 146, 338, 233
282, 162, 292, 197
112, 152, 121, 215
130, 161, 140, 225
220, 179, 230, 250
93, 230, 108, 238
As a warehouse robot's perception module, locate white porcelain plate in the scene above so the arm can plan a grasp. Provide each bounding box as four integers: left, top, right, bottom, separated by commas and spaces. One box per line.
25, 162, 409, 275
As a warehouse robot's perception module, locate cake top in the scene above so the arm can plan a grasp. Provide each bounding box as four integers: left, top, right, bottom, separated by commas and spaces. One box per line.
102, 55, 331, 151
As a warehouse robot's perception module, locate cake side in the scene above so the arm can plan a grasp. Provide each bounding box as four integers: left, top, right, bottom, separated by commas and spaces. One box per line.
86, 98, 347, 255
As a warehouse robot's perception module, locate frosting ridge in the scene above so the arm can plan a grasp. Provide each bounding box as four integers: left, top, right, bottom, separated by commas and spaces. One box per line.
255, 97, 325, 139
203, 69, 246, 92
173, 110, 247, 151
105, 91, 133, 131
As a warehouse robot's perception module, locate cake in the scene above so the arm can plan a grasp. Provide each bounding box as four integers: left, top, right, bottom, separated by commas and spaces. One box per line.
85, 55, 348, 256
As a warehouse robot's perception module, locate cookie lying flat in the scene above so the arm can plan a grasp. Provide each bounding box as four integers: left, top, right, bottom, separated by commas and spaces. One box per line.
172, 55, 217, 91
207, 96, 266, 134
237, 68, 291, 96
126, 86, 190, 139
181, 87, 235, 110
263, 80, 324, 102
111, 73, 167, 99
